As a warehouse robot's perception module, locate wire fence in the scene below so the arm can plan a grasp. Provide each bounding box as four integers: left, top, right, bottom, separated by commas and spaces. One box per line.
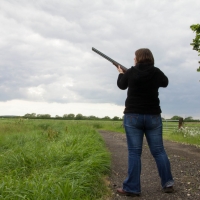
162, 120, 200, 134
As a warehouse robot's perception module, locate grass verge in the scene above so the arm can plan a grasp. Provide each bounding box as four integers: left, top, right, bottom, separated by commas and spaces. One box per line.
0, 119, 110, 200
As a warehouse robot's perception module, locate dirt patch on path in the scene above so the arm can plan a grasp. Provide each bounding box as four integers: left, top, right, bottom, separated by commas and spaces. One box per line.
99, 130, 200, 200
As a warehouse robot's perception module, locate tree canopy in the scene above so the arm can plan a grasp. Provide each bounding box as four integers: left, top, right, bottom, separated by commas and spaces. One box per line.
190, 24, 200, 72
23, 113, 123, 121
170, 116, 182, 120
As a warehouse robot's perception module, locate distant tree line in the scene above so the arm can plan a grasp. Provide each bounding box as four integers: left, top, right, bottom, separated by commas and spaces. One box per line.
1, 114, 199, 122
165, 115, 200, 122
22, 113, 123, 121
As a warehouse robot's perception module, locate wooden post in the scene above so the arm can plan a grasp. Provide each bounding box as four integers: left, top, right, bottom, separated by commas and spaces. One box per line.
178, 118, 184, 129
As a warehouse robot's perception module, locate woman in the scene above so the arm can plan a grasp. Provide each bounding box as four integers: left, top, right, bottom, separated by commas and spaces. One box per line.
116, 48, 174, 197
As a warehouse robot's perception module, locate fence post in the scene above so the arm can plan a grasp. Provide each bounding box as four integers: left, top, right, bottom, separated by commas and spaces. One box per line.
178, 118, 184, 129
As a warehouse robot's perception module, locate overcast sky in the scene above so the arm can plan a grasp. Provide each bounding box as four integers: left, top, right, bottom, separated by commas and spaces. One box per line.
0, 0, 199, 119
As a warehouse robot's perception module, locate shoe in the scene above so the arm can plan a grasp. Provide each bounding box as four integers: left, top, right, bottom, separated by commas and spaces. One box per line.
117, 188, 140, 197
163, 186, 174, 193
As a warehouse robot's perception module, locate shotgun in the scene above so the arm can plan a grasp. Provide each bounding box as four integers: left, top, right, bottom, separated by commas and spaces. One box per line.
92, 47, 128, 72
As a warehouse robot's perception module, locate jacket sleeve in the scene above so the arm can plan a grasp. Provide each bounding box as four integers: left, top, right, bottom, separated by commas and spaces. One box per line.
157, 69, 168, 87
117, 72, 128, 90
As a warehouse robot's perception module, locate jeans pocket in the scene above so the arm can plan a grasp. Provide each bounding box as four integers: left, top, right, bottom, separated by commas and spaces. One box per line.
124, 114, 139, 126
151, 114, 161, 126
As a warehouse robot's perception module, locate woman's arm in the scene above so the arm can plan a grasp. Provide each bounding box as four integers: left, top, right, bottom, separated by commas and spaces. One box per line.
117, 66, 128, 90
158, 69, 168, 87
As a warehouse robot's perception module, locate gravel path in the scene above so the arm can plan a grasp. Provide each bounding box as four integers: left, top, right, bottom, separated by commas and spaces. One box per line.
99, 130, 200, 200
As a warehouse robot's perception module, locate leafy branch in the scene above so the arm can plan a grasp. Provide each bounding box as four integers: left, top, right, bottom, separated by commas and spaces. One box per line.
190, 24, 200, 72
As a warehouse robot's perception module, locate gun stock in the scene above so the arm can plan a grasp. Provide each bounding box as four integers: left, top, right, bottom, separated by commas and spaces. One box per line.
92, 47, 128, 72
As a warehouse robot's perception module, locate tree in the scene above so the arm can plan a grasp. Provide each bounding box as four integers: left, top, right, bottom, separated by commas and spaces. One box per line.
184, 116, 193, 121
37, 114, 51, 118
31, 113, 36, 118
112, 116, 120, 121
63, 114, 68, 118
24, 113, 31, 118
102, 116, 111, 120
170, 116, 182, 120
75, 114, 84, 120
24, 113, 36, 118
67, 114, 75, 120
87, 115, 97, 120
190, 24, 200, 72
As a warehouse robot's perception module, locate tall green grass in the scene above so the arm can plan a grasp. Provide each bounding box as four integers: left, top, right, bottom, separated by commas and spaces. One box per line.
92, 121, 125, 133
1, 119, 199, 199
0, 119, 110, 200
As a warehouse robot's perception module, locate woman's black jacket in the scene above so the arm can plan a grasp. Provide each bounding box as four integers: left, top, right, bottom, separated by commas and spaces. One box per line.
117, 63, 168, 114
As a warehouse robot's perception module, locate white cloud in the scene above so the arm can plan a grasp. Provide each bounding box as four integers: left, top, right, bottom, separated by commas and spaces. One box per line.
0, 100, 125, 118
0, 0, 200, 118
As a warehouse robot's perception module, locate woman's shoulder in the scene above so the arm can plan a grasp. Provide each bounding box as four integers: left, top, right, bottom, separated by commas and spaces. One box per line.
153, 66, 168, 78
125, 66, 138, 76
153, 66, 163, 73
128, 66, 136, 71
124, 66, 134, 74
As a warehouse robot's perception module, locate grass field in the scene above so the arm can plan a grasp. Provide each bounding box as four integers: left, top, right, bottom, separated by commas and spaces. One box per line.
0, 118, 199, 199
162, 120, 200, 147
92, 119, 200, 147
0, 119, 110, 200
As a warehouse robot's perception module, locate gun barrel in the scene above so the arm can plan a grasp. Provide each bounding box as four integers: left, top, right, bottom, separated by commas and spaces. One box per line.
92, 47, 128, 72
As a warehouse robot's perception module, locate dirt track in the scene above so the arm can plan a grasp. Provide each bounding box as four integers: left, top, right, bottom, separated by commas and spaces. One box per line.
99, 130, 200, 200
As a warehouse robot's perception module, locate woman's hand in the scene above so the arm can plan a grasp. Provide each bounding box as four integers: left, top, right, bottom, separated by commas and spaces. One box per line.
117, 65, 124, 74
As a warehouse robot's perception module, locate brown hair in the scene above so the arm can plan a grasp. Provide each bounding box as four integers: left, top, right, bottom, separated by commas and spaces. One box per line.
135, 48, 154, 65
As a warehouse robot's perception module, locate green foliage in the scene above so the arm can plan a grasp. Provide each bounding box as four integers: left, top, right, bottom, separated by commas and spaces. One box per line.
92, 123, 103, 129
102, 116, 111, 120
23, 112, 123, 121
190, 24, 200, 52
170, 115, 182, 120
112, 116, 120, 120
87, 115, 98, 120
184, 116, 193, 121
0, 119, 110, 200
37, 114, 51, 118
75, 113, 84, 120
169, 116, 199, 122
96, 121, 125, 133
24, 113, 36, 118
63, 113, 75, 120
190, 24, 200, 71
55, 115, 62, 118
63, 114, 68, 118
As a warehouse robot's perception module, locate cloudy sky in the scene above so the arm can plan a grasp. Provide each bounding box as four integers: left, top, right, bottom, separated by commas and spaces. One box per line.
0, 0, 199, 119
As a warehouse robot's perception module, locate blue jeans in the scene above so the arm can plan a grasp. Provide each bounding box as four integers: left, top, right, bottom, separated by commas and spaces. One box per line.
123, 113, 174, 194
